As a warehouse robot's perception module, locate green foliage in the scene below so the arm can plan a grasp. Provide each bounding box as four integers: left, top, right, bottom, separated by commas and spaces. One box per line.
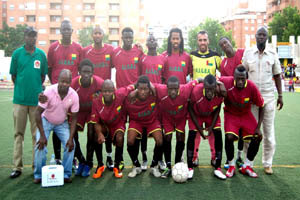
188, 18, 235, 55
78, 26, 109, 47
157, 38, 168, 54
269, 6, 300, 42
0, 23, 28, 56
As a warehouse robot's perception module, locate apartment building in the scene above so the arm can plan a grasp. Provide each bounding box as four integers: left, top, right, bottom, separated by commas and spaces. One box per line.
0, 0, 148, 53
267, 0, 300, 22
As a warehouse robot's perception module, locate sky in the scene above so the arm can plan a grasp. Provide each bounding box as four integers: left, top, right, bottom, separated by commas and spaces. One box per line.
144, 0, 266, 26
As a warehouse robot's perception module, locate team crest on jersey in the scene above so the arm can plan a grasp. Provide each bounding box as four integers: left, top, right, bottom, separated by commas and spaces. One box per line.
212, 105, 218, 111
149, 102, 156, 111
206, 60, 213, 66
181, 61, 186, 67
176, 105, 183, 112
70, 54, 77, 60
105, 54, 110, 61
243, 97, 250, 104
157, 64, 162, 70
134, 57, 139, 64
115, 105, 122, 114
34, 60, 40, 69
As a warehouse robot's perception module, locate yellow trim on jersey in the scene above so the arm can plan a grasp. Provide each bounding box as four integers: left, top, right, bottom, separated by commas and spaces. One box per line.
128, 128, 142, 135
213, 126, 221, 130
175, 128, 185, 133
149, 128, 162, 135
225, 131, 239, 140
164, 131, 174, 135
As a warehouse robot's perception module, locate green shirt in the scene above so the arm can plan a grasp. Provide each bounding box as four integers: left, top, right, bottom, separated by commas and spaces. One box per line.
10, 45, 48, 106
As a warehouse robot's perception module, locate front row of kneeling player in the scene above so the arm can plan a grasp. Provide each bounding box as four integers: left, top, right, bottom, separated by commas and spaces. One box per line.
34, 61, 264, 183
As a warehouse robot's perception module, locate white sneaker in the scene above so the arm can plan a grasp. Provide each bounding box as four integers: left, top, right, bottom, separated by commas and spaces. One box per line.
214, 168, 226, 180
188, 168, 194, 180
150, 166, 161, 178
128, 167, 142, 178
141, 161, 148, 171
158, 160, 166, 170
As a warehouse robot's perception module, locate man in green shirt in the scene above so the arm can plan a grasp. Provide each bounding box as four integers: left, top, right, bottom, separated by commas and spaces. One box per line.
9, 27, 48, 178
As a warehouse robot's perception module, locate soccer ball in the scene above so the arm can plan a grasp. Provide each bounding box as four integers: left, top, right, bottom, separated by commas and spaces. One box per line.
172, 162, 189, 183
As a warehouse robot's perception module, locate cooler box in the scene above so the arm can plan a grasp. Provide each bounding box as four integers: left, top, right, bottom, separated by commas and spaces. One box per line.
42, 165, 64, 187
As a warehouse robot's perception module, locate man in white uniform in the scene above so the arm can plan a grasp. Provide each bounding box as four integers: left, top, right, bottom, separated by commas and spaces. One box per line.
242, 26, 283, 175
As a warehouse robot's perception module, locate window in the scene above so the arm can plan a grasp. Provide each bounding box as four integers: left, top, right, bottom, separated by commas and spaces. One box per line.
9, 4, 14, 10
251, 35, 255, 39
245, 19, 248, 23
38, 16, 46, 22
39, 4, 46, 9
2, 3, 6, 9
25, 2, 36, 10
109, 16, 119, 22
50, 28, 60, 35
9, 17, 14, 22
26, 15, 36, 22
38, 41, 47, 46
83, 3, 94, 10
50, 3, 61, 10
76, 17, 82, 22
251, 19, 255, 24
109, 28, 119, 35
110, 40, 119, 47
19, 17, 24, 22
245, 27, 248, 31
64, 5, 70, 10
251, 27, 255, 31
64, 17, 70, 21
19, 4, 24, 10
84, 16, 95, 22
50, 15, 61, 22
76, 5, 82, 10
39, 29, 47, 34
109, 3, 119, 10
2, 13, 6, 17
257, 19, 262, 24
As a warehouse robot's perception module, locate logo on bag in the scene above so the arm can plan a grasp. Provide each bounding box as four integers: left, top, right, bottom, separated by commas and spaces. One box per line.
34, 60, 40, 69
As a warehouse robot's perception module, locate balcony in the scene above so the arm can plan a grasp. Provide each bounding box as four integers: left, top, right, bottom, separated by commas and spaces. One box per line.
49, 9, 62, 15
82, 10, 96, 15
49, 21, 61, 27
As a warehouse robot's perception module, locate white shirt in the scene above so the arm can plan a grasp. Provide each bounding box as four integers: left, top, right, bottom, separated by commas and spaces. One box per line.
242, 46, 281, 103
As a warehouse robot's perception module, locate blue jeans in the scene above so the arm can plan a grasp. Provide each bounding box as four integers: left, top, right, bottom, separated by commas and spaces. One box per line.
34, 117, 75, 179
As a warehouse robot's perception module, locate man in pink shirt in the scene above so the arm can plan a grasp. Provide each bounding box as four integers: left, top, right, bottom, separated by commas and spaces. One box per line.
33, 69, 79, 184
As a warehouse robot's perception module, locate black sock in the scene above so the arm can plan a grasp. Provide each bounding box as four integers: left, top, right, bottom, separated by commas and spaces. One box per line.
225, 136, 234, 162
213, 129, 223, 169
151, 144, 163, 167
128, 144, 140, 167
175, 141, 184, 163
187, 130, 196, 168
74, 132, 86, 164
247, 138, 261, 161
115, 146, 123, 167
163, 139, 172, 167
94, 142, 103, 167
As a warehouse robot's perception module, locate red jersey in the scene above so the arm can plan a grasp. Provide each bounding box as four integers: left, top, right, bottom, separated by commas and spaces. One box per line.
112, 46, 143, 88
162, 51, 192, 84
190, 83, 223, 117
219, 76, 264, 116
90, 86, 133, 126
155, 80, 197, 122
220, 49, 244, 77
48, 40, 83, 84
124, 95, 158, 124
71, 75, 104, 112
82, 44, 114, 80
139, 54, 165, 84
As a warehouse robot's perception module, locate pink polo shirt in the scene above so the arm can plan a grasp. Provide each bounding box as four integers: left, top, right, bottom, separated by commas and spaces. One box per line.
39, 84, 79, 125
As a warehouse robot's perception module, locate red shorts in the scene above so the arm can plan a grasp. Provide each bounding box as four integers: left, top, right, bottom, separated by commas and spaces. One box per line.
224, 111, 257, 141
188, 115, 221, 131
76, 112, 91, 131
128, 120, 161, 136
163, 117, 186, 135
106, 121, 126, 141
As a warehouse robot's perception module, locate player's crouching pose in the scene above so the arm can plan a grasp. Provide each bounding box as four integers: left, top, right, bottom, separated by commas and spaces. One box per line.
90, 80, 135, 178
220, 65, 264, 178
187, 74, 227, 180
153, 76, 198, 178
125, 75, 163, 178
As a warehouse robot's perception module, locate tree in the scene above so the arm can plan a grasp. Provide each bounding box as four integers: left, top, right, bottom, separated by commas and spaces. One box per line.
0, 23, 28, 56
188, 18, 235, 55
269, 6, 300, 43
78, 26, 109, 47
157, 38, 168, 54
